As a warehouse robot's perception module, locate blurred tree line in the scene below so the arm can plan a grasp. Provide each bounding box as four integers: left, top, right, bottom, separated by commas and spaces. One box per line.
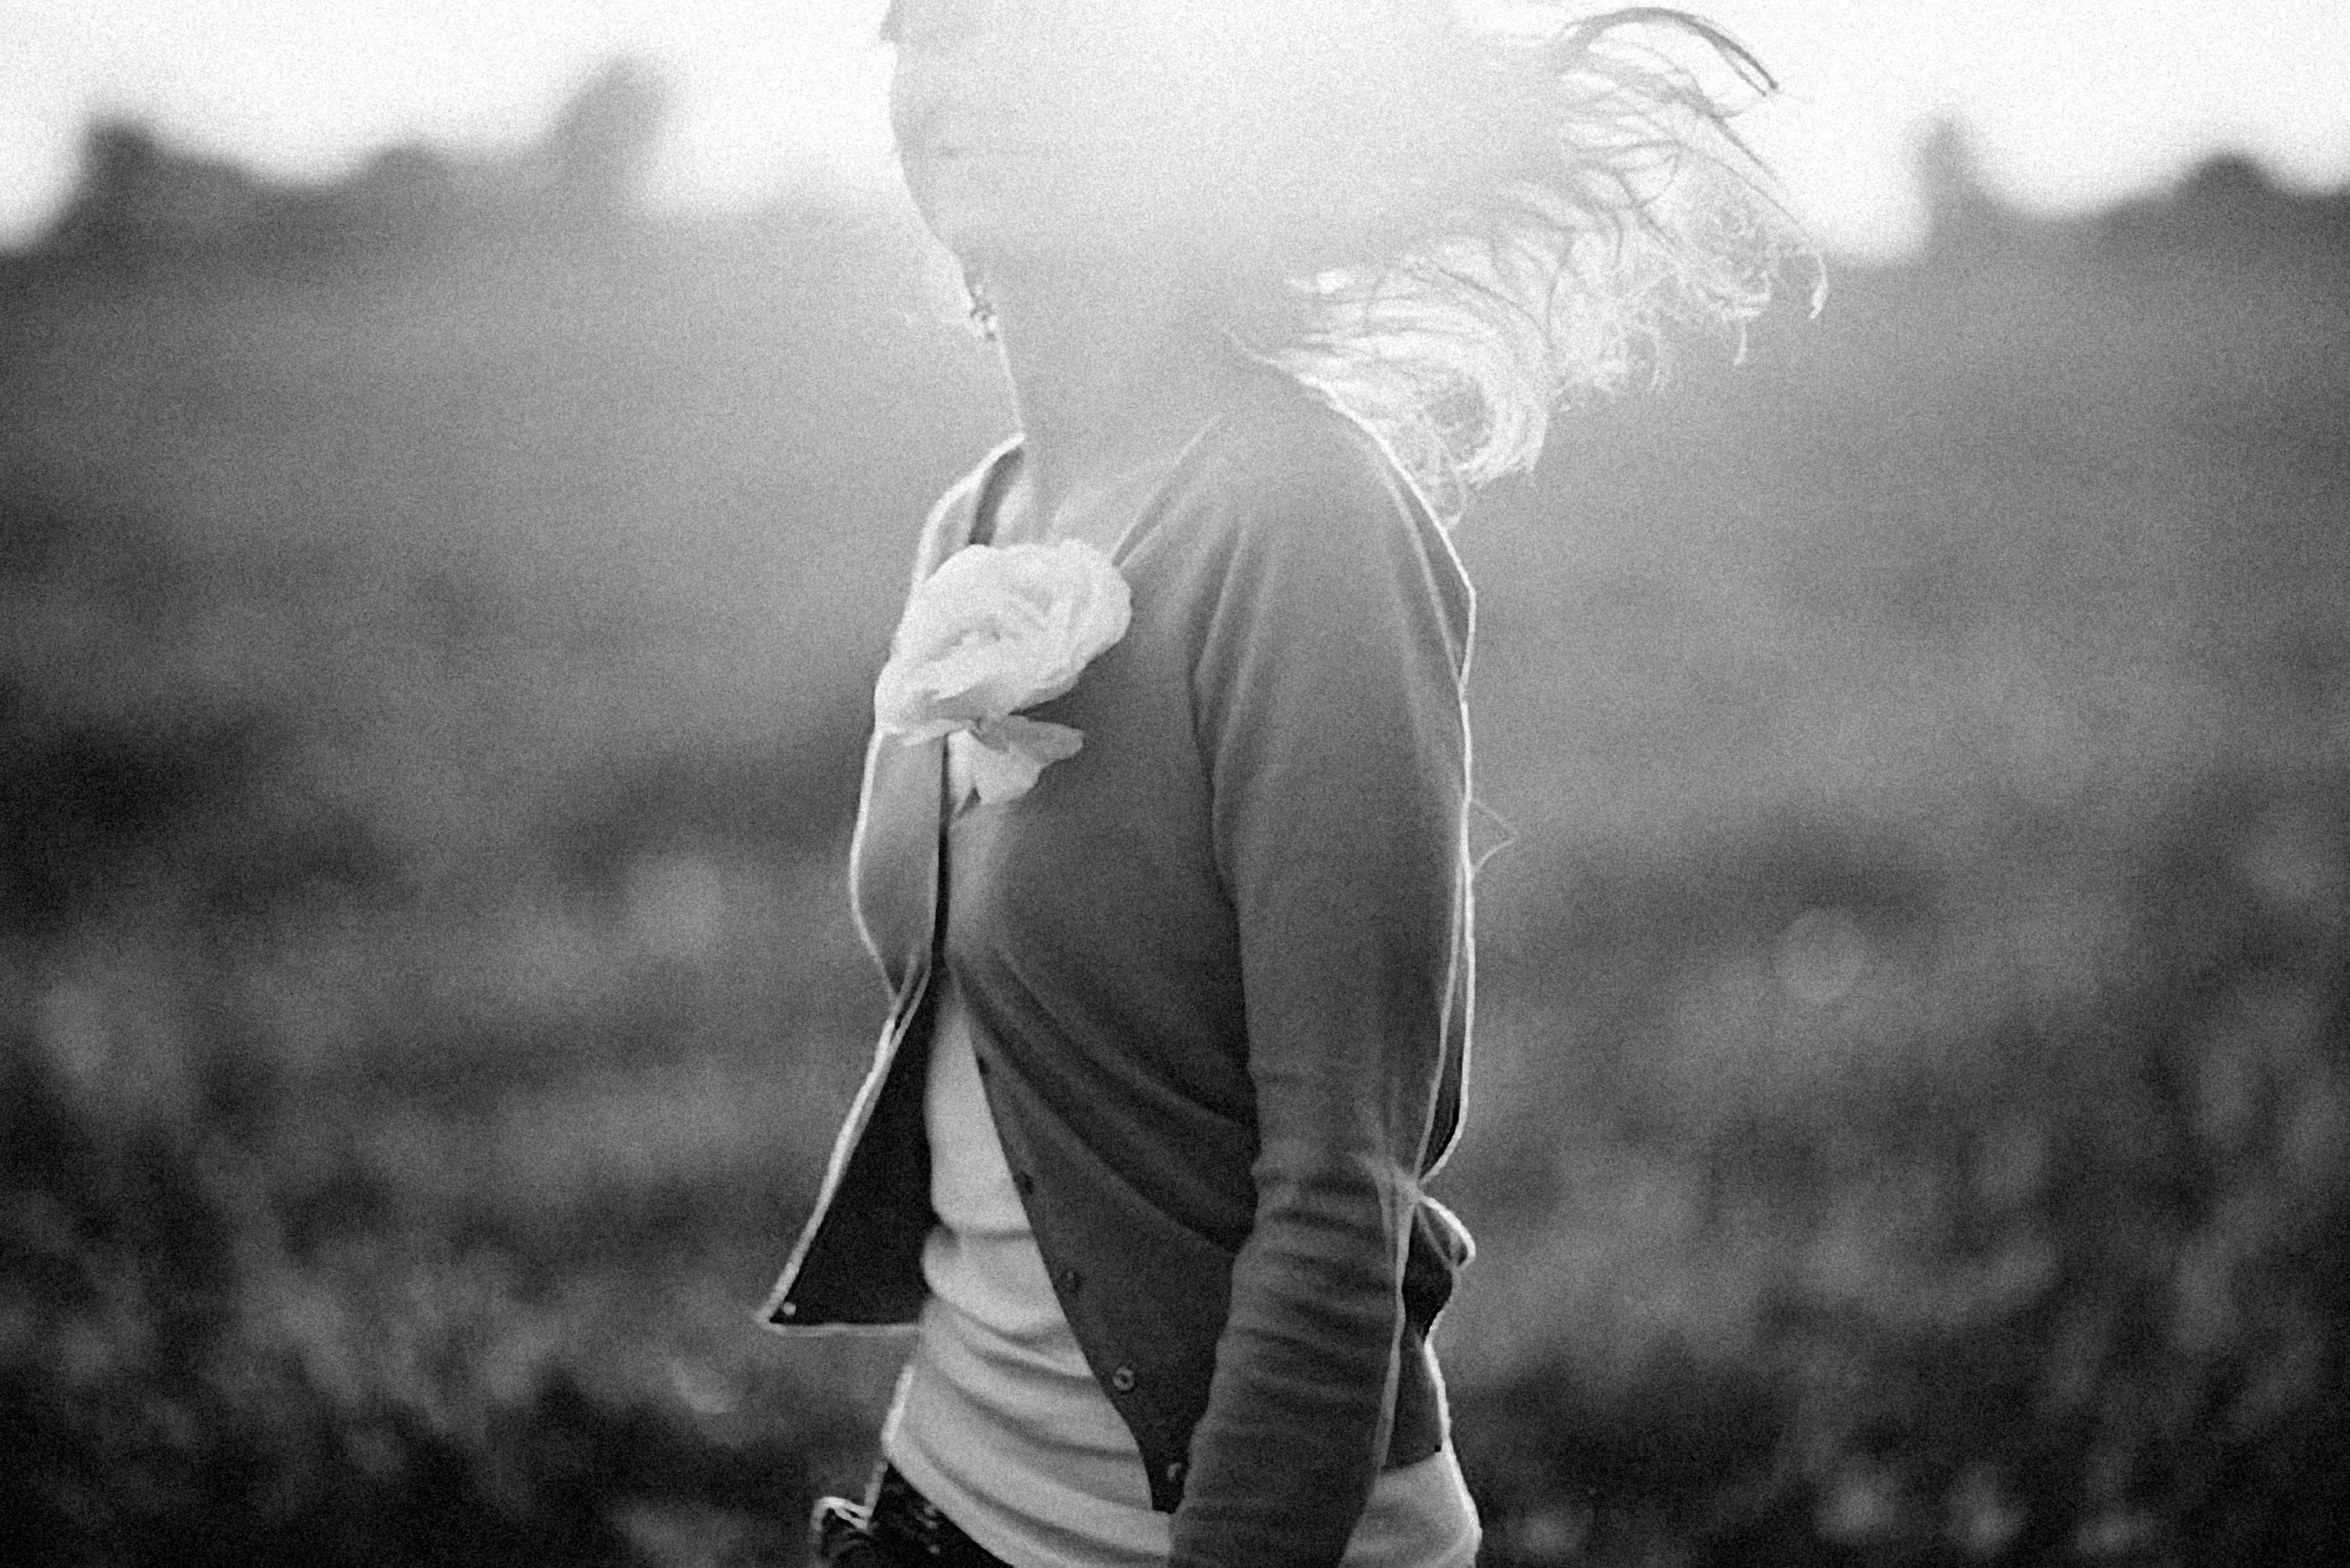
4, 66, 2347, 1568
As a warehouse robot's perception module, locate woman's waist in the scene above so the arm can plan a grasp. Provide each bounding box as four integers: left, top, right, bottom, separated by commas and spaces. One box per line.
919, 1223, 1095, 1367
892, 1290, 1153, 1504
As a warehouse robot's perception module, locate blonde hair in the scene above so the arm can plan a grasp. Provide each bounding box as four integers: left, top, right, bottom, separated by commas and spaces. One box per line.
1216, 4, 1818, 522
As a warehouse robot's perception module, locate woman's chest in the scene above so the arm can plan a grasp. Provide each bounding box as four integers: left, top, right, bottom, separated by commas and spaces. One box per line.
938, 599, 1230, 984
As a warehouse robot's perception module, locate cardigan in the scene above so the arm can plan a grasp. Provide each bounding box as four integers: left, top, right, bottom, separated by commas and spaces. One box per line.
761, 371, 1478, 1568
882, 975, 1477, 1568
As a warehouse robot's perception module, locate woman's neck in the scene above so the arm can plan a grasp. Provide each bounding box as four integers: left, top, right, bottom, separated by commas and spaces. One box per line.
982, 257, 1246, 534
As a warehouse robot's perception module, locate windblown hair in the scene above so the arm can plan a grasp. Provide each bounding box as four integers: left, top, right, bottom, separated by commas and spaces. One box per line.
1210, 3, 1818, 523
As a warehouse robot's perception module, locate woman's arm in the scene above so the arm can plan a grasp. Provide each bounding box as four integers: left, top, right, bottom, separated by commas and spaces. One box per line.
1173, 416, 1473, 1568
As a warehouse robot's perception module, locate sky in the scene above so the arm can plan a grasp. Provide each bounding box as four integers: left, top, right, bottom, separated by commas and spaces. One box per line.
3, 0, 2347, 258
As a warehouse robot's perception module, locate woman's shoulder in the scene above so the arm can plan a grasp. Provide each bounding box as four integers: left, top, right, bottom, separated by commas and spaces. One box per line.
1183, 370, 1432, 539
1161, 369, 1474, 665
1185, 371, 1467, 585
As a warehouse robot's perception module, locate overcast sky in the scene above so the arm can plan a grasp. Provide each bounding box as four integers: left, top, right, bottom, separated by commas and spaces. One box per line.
4, 0, 2346, 257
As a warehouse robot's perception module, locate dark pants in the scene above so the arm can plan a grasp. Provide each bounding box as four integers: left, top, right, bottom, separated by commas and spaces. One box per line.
812, 1465, 1017, 1568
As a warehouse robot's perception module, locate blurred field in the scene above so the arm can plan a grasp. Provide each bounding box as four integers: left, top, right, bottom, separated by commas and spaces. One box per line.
4, 96, 2347, 1567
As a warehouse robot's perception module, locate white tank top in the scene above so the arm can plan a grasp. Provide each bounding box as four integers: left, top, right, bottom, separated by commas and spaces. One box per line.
880, 976, 1479, 1568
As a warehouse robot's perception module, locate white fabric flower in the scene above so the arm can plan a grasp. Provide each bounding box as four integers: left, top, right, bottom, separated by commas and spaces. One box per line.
873, 539, 1132, 807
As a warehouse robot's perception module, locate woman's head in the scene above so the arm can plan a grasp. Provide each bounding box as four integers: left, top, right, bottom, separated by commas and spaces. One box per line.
884, 0, 1168, 269
882, 2, 1814, 517
884, 0, 1449, 272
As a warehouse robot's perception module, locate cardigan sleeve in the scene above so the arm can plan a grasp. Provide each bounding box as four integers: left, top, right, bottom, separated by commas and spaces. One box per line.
1171, 416, 1473, 1568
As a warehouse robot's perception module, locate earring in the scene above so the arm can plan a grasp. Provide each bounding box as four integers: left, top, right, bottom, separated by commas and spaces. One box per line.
962, 264, 999, 340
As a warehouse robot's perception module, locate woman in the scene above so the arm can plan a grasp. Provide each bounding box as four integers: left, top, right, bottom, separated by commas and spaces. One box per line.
762, 5, 1806, 1567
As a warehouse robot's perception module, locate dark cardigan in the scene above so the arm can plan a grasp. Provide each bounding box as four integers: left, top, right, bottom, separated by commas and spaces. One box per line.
762, 375, 1478, 1568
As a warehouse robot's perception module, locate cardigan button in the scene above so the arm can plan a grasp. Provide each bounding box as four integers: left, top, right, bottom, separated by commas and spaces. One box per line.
1110, 1365, 1137, 1393
1059, 1267, 1083, 1294
1164, 1461, 1186, 1487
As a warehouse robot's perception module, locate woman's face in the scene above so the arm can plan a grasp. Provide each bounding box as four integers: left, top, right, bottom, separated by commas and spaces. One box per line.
883, 0, 1258, 272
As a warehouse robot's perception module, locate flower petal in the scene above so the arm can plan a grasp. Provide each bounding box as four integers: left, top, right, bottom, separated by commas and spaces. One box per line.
959, 717, 1086, 804
984, 714, 1085, 763
962, 736, 1047, 804
870, 539, 1131, 748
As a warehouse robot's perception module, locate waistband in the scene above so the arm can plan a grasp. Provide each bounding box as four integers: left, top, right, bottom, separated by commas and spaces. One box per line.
871, 1463, 1016, 1568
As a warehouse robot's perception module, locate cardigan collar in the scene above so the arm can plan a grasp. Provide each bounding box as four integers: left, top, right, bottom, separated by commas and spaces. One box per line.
848, 440, 1023, 1002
